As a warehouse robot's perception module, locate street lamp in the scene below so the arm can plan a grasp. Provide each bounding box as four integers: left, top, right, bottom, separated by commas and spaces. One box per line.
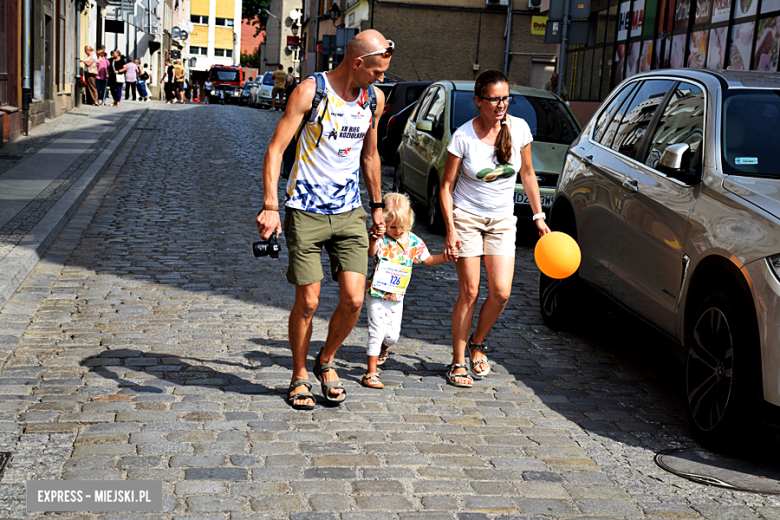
329, 2, 342, 25
260, 8, 282, 67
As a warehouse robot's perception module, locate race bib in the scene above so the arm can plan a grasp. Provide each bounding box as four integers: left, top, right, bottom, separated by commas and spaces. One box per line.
371, 260, 412, 295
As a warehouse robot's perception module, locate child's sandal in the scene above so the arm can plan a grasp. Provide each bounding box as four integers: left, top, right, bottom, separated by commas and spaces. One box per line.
361, 372, 384, 389
377, 343, 391, 366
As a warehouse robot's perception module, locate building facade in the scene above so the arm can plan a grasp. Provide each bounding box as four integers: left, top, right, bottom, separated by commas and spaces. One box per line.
187, 0, 243, 74
258, 0, 300, 75
562, 0, 780, 101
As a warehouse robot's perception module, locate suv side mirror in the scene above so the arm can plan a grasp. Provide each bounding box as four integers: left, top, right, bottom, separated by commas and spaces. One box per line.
416, 120, 433, 133
659, 143, 701, 184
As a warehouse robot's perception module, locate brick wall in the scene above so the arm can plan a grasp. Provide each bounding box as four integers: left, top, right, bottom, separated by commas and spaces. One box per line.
372, 3, 554, 87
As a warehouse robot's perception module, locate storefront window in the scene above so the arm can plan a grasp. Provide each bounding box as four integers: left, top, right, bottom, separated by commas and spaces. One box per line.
735, 0, 757, 18
729, 21, 754, 68
754, 16, 780, 71
670, 33, 687, 66
688, 29, 708, 67
640, 39, 654, 70
615, 44, 627, 84
581, 49, 594, 99
592, 49, 604, 99
762, 0, 780, 14
708, 26, 728, 68
602, 44, 615, 96
627, 40, 642, 76
674, 0, 692, 29
695, 0, 712, 24
711, 0, 731, 21
597, 9, 609, 43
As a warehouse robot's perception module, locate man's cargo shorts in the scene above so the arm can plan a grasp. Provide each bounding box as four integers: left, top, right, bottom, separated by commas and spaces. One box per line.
283, 207, 369, 285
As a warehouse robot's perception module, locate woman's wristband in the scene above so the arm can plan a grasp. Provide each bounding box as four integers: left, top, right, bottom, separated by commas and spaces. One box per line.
532, 212, 546, 221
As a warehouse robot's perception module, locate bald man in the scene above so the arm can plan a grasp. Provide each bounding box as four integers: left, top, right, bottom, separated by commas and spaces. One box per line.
256, 30, 393, 409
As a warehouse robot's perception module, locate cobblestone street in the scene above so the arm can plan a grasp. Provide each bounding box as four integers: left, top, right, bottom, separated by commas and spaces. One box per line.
0, 102, 779, 519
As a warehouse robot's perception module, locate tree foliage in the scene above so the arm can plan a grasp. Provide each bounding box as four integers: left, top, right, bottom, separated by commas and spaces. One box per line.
242, 0, 271, 37
241, 50, 263, 69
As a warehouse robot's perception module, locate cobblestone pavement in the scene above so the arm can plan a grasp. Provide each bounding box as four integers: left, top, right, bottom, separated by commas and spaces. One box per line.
0, 102, 779, 519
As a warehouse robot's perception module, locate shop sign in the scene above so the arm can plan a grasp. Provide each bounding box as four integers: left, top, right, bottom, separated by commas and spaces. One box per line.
532, 16, 548, 35
617, 0, 645, 40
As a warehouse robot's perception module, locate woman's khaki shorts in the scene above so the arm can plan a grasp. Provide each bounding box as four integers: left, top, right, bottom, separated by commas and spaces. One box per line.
284, 207, 369, 285
453, 206, 517, 258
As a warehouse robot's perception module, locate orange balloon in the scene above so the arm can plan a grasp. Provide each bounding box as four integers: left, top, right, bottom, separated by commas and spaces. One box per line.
534, 231, 581, 279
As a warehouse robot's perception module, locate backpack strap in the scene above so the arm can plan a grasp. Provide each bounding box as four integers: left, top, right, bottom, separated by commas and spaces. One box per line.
368, 84, 378, 129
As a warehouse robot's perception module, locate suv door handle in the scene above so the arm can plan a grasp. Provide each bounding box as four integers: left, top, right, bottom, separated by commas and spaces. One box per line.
622, 179, 639, 192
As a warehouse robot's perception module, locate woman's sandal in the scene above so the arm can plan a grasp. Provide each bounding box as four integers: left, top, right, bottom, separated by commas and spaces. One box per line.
446, 363, 474, 388
361, 372, 384, 389
313, 351, 347, 403
467, 334, 491, 379
287, 380, 316, 410
377, 343, 391, 366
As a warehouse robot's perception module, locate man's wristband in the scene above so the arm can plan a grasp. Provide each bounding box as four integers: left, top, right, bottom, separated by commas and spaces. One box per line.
532, 212, 546, 221
258, 205, 279, 216
369, 201, 386, 209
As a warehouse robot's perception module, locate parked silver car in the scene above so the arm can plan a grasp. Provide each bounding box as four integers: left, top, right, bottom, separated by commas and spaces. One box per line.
542, 69, 780, 449
249, 72, 275, 109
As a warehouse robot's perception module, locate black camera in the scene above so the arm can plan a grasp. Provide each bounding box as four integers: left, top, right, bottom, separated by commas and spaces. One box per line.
253, 231, 281, 259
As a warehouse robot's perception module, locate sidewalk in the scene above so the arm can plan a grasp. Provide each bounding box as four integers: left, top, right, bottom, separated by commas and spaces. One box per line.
0, 104, 148, 313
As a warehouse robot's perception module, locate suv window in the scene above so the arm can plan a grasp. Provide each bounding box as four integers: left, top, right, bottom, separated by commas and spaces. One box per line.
722, 89, 780, 177
645, 82, 705, 170
610, 79, 675, 159
421, 88, 446, 138
406, 85, 429, 105
593, 82, 638, 144
412, 87, 436, 124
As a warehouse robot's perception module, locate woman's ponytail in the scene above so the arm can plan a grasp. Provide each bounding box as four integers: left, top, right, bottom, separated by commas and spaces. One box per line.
495, 115, 512, 165
474, 70, 513, 166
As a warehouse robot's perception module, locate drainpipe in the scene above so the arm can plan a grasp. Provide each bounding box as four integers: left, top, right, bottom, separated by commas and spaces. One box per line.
22, 0, 32, 135
75, 0, 83, 107
503, 0, 513, 76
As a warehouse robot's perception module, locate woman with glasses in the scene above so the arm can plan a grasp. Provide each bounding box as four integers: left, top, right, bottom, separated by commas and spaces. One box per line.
440, 69, 550, 388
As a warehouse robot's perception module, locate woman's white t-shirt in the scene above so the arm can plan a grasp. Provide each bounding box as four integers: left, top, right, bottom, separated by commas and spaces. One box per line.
447, 115, 533, 218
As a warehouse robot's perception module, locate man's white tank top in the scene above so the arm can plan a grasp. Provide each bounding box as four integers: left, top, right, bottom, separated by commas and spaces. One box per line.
285, 73, 374, 215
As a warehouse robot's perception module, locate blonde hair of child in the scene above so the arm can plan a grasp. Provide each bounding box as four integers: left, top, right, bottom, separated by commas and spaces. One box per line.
383, 193, 414, 232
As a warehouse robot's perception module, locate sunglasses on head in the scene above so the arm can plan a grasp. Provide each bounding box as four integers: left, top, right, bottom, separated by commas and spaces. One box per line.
357, 40, 395, 59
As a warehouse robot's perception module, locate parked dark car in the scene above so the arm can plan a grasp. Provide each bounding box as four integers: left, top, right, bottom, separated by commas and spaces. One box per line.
377, 81, 432, 151
382, 100, 417, 167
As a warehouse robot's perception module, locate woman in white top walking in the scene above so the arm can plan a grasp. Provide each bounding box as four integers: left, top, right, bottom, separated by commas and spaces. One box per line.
441, 69, 550, 387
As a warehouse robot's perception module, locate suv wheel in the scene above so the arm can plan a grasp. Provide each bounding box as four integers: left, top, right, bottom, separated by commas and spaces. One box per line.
685, 289, 760, 450
427, 175, 444, 234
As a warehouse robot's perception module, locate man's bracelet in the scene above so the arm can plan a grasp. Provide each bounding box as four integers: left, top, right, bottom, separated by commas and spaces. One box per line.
258, 205, 279, 216
532, 212, 546, 221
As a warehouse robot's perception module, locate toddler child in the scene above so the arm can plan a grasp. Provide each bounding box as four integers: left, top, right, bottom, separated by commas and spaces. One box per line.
362, 193, 450, 389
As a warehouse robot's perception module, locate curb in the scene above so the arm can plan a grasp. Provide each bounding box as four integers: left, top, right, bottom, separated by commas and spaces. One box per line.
0, 109, 148, 311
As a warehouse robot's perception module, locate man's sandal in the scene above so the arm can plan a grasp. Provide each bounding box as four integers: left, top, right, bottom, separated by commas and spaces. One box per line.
361, 372, 384, 389
313, 350, 347, 404
467, 334, 491, 379
377, 343, 391, 366
446, 363, 474, 388
287, 380, 316, 410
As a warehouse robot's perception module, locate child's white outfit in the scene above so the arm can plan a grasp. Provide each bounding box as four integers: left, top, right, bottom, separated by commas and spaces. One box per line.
366, 233, 430, 357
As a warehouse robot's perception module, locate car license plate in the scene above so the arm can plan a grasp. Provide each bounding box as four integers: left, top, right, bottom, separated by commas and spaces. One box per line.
514, 192, 554, 208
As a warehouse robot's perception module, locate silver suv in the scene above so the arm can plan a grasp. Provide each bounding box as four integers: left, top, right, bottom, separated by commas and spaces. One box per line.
542, 69, 780, 449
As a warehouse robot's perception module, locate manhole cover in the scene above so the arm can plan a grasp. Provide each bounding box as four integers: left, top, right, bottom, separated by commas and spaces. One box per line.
0, 452, 10, 479
656, 448, 780, 494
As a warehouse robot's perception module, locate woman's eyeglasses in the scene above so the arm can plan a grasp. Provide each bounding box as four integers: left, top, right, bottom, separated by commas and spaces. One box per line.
480, 95, 514, 106
357, 40, 395, 59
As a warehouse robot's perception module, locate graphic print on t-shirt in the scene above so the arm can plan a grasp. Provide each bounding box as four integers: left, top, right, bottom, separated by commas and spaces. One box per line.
476, 163, 515, 182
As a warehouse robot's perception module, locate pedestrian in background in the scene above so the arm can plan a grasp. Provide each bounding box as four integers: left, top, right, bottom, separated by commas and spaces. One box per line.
543, 73, 569, 103
174, 60, 186, 103
108, 50, 127, 107
440, 69, 550, 388
80, 45, 98, 105
284, 67, 296, 108
362, 193, 448, 389
95, 47, 109, 105
163, 59, 176, 104
204, 79, 213, 104
136, 60, 149, 101
271, 64, 286, 111
125, 58, 139, 101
